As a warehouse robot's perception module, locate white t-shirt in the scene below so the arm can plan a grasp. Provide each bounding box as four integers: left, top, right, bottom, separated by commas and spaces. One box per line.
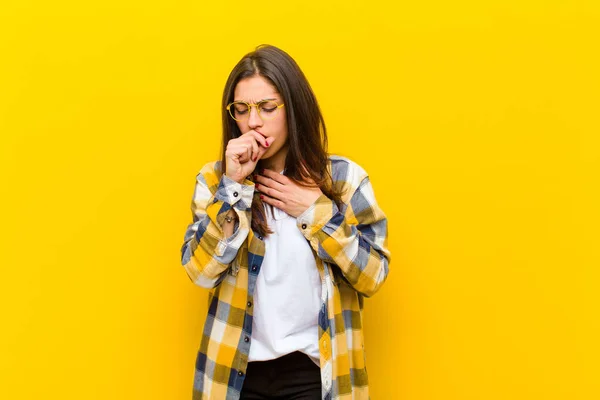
247, 172, 322, 367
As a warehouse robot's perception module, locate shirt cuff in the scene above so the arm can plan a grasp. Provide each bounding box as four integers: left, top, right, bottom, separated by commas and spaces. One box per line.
296, 193, 339, 241
214, 173, 255, 211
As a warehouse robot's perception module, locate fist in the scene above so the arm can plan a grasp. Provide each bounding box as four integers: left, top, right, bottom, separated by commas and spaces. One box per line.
225, 130, 275, 183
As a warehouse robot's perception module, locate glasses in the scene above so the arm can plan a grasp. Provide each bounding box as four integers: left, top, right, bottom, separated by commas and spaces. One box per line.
226, 100, 285, 122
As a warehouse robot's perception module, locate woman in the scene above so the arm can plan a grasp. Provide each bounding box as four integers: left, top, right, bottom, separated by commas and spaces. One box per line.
180, 44, 391, 400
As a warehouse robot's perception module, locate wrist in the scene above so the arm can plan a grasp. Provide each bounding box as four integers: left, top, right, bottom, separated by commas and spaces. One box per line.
224, 172, 245, 185
225, 209, 238, 223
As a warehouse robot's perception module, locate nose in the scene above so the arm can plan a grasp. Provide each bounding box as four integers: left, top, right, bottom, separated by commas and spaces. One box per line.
247, 105, 264, 130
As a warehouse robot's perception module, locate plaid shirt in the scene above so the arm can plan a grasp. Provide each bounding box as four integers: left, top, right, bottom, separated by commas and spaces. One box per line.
181, 155, 391, 399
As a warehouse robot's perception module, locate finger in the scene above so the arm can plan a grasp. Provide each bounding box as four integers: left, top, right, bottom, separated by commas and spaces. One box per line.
229, 144, 249, 162
245, 136, 259, 162
256, 136, 276, 159
225, 147, 242, 163
259, 193, 285, 210
229, 144, 250, 163
245, 130, 269, 148
255, 173, 285, 192
261, 167, 288, 185
255, 181, 284, 200
244, 143, 252, 162
256, 143, 269, 160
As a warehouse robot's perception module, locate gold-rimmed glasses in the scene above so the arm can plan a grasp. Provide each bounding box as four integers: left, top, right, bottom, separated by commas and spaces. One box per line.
226, 100, 285, 121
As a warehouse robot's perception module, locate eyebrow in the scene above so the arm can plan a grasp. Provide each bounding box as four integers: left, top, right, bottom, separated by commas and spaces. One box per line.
233, 97, 278, 103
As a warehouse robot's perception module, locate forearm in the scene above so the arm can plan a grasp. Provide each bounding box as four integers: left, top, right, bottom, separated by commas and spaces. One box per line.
296, 177, 391, 297
181, 168, 254, 288
222, 209, 239, 240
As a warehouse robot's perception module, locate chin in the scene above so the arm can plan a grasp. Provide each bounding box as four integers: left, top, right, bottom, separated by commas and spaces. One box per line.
260, 149, 273, 160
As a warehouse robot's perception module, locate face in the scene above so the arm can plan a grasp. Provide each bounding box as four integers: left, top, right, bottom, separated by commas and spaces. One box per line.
233, 75, 288, 167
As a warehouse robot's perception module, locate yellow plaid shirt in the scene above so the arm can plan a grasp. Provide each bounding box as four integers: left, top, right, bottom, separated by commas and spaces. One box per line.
181, 155, 391, 399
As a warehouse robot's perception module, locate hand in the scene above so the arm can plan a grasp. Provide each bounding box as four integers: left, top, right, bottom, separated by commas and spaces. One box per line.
225, 130, 275, 183
254, 169, 323, 218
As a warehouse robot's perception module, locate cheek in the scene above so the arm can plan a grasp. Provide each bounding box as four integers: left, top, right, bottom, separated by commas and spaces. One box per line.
275, 116, 288, 138
236, 121, 246, 133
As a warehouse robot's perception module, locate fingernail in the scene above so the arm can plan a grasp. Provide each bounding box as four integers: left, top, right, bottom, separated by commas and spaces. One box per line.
265, 141, 269, 147
260, 195, 264, 199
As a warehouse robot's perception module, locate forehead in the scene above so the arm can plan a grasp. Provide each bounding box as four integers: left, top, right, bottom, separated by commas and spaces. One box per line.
233, 76, 280, 102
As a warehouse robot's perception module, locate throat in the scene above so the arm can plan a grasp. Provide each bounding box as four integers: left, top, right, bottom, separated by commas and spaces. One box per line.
260, 144, 288, 173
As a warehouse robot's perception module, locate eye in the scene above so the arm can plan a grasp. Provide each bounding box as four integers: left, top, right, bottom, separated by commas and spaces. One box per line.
259, 101, 278, 113
234, 105, 248, 114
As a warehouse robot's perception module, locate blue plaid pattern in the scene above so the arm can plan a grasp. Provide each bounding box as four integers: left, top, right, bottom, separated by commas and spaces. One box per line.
181, 155, 391, 399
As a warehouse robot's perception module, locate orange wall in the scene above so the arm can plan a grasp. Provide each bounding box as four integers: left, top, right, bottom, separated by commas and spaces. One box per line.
1, 1, 599, 399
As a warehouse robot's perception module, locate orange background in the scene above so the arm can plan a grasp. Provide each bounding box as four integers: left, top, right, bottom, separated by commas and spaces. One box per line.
1, 1, 599, 399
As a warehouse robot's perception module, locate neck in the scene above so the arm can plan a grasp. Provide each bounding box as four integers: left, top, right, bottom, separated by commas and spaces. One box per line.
260, 144, 288, 173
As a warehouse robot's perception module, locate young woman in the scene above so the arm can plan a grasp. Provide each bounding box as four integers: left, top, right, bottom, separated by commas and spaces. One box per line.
180, 44, 391, 400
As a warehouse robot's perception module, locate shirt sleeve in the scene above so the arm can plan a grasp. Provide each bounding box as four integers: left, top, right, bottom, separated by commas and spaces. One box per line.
180, 163, 255, 288
296, 174, 391, 297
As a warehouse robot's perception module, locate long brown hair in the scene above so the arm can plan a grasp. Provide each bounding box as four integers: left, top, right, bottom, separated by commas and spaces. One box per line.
220, 44, 344, 237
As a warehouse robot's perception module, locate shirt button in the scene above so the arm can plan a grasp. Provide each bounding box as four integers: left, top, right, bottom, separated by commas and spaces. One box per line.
301, 223, 307, 229
238, 371, 244, 376
251, 265, 258, 272
258, 235, 263, 240
233, 192, 239, 197
247, 301, 252, 307
244, 336, 250, 343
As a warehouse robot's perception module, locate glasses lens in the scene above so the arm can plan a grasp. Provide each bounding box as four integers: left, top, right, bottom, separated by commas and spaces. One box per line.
229, 102, 249, 120
258, 101, 279, 120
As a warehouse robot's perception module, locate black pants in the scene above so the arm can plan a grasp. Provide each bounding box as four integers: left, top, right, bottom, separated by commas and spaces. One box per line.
240, 351, 322, 400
